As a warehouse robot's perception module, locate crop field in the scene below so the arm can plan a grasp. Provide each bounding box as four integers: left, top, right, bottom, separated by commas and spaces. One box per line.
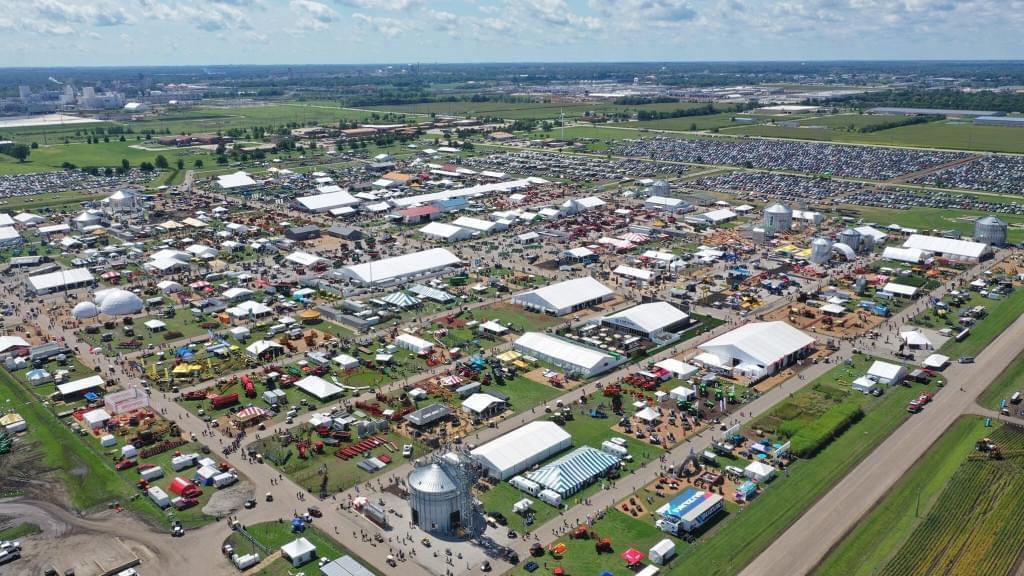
873, 423, 1024, 576
815, 417, 989, 576
725, 119, 1024, 154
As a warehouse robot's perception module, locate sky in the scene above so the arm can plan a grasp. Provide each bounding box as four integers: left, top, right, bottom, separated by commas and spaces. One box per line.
1, 0, 1022, 66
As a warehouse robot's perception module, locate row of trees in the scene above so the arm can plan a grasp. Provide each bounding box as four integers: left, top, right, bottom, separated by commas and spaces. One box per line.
815, 89, 1024, 114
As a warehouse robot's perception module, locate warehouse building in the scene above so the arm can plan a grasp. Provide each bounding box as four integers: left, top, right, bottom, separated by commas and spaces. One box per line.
694, 321, 815, 379
511, 276, 614, 316
600, 301, 690, 341
470, 421, 572, 480
513, 332, 625, 378
420, 222, 472, 242
295, 187, 361, 213
336, 248, 462, 286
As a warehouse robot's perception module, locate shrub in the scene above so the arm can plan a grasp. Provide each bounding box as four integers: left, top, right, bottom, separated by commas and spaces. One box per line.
790, 402, 863, 458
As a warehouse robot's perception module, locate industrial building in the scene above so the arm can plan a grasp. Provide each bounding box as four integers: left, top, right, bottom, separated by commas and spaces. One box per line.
694, 321, 815, 379
511, 276, 614, 316
337, 248, 462, 286
513, 332, 625, 378
471, 421, 572, 480
407, 453, 482, 537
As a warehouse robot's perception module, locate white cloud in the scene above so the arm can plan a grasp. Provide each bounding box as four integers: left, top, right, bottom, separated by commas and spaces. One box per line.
336, 0, 420, 11
290, 0, 339, 32
34, 0, 133, 26
351, 12, 405, 38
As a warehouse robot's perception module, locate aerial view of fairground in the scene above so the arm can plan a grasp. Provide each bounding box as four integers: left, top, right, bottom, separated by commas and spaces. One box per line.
1, 3, 1023, 576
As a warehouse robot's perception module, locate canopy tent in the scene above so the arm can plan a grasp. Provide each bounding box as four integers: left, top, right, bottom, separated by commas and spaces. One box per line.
526, 446, 620, 497
382, 291, 422, 309
900, 330, 933, 349
636, 406, 661, 422
622, 548, 645, 566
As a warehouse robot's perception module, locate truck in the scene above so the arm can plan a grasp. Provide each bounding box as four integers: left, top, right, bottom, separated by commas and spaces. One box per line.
241, 376, 255, 398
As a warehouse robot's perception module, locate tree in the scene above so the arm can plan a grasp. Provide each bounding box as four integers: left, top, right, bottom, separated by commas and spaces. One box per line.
139, 161, 155, 172
30, 142, 38, 149
215, 142, 226, 155
176, 158, 184, 170
193, 159, 204, 168
8, 144, 30, 163
154, 155, 169, 169
216, 155, 228, 165
121, 159, 130, 171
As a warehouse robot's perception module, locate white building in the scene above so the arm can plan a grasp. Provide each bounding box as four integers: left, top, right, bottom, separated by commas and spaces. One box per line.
26, 267, 95, 294
337, 248, 461, 286
470, 421, 572, 480
295, 188, 360, 212
902, 234, 989, 263
395, 333, 434, 355
511, 277, 614, 316
294, 375, 344, 401
600, 302, 689, 340
645, 196, 692, 213
867, 360, 907, 385
420, 222, 472, 242
694, 321, 815, 379
513, 332, 624, 378
217, 171, 256, 190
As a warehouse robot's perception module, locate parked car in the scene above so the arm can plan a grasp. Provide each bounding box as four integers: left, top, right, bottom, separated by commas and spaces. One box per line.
959, 356, 975, 364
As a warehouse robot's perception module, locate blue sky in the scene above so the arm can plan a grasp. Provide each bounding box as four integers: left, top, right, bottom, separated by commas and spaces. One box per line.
1, 0, 1022, 66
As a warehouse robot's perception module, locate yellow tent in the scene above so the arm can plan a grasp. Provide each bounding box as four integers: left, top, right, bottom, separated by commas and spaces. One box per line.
496, 351, 522, 363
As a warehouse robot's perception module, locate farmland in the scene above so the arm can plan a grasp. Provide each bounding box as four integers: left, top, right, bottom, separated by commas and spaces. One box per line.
844, 204, 1024, 245
363, 100, 715, 120
875, 423, 1024, 576
814, 417, 989, 576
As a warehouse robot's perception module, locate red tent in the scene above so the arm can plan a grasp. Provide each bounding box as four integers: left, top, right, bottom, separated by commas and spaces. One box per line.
169, 477, 192, 495
621, 548, 644, 566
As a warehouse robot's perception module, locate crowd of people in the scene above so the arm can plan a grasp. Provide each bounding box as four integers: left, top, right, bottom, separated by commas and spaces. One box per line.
612, 136, 969, 180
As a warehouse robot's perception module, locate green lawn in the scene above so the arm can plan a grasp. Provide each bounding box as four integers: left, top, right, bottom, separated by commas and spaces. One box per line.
226, 521, 379, 576
659, 359, 936, 576
77, 312, 213, 354
509, 509, 675, 576
938, 288, 1024, 358
623, 112, 768, 132
0, 140, 218, 175
0, 522, 42, 540
977, 349, 1024, 411
469, 302, 564, 332
847, 205, 1024, 245
363, 100, 714, 121
814, 416, 989, 576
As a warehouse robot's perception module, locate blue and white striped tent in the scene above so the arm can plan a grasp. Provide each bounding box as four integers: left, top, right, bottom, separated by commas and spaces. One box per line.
409, 283, 455, 303
527, 446, 620, 497
382, 291, 421, 308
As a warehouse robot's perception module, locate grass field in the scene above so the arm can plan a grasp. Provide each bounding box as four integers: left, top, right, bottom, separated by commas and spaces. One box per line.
814, 416, 989, 576
976, 349, 1024, 411
0, 140, 218, 175
363, 100, 714, 121
937, 287, 1024, 358
842, 205, 1024, 244
0, 522, 42, 540
622, 112, 768, 132
226, 521, 378, 576
663, 359, 935, 576
508, 509, 674, 576
725, 119, 1024, 154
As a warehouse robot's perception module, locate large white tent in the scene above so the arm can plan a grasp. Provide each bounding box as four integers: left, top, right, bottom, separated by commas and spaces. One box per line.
337, 248, 461, 286
513, 332, 623, 378
696, 321, 815, 378
601, 302, 689, 339
511, 277, 613, 316
294, 375, 344, 401
470, 421, 571, 480
902, 234, 988, 263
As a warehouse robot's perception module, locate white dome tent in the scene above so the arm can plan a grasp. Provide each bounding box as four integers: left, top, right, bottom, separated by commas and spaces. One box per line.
72, 301, 100, 320
94, 288, 144, 317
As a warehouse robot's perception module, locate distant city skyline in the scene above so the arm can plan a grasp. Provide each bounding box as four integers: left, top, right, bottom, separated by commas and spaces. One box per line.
1, 0, 1022, 67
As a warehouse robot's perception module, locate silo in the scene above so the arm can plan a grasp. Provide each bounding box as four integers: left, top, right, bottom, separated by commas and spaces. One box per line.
974, 216, 1008, 246
763, 204, 792, 235
650, 180, 670, 197
408, 455, 482, 538
838, 228, 861, 252
809, 238, 832, 265
854, 276, 867, 295
860, 234, 875, 253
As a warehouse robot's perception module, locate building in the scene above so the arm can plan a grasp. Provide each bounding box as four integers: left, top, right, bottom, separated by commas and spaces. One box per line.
325, 226, 364, 241
974, 216, 1008, 246
295, 188, 361, 212
284, 225, 321, 242
408, 454, 480, 537
511, 277, 614, 316
600, 301, 690, 341
902, 234, 989, 263
420, 222, 472, 242
337, 248, 462, 286
867, 360, 907, 385
399, 206, 441, 224
0, 226, 22, 247
867, 107, 1001, 118
694, 321, 815, 379
645, 196, 692, 213
320, 556, 375, 576
513, 332, 625, 378
470, 421, 572, 480
404, 404, 450, 428
26, 267, 95, 295
461, 393, 506, 419
974, 116, 1024, 127
217, 171, 257, 191
656, 488, 724, 535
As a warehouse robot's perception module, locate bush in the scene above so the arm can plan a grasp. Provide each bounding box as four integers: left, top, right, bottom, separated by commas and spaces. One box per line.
790, 402, 863, 458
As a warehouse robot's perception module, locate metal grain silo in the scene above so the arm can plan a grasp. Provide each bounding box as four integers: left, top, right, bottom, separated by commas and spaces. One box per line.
974, 216, 1007, 246
838, 228, 861, 252
809, 238, 832, 265
408, 454, 482, 538
763, 204, 792, 235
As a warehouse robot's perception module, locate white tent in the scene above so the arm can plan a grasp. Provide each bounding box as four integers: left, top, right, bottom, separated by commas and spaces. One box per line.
923, 354, 950, 369
852, 376, 879, 394
294, 375, 343, 401
900, 330, 933, 349
470, 421, 571, 480
867, 360, 906, 385
744, 461, 775, 482
636, 406, 661, 422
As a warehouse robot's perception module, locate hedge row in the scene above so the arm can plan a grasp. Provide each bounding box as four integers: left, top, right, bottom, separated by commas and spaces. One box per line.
789, 402, 864, 458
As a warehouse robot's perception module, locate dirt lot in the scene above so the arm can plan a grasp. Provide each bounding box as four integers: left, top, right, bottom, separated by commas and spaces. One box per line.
764, 303, 886, 338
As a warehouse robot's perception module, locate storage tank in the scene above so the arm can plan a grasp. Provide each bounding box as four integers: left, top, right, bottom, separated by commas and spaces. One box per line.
838, 228, 861, 252
809, 238, 832, 265
974, 215, 1007, 246
650, 180, 670, 197
408, 454, 481, 537
763, 204, 792, 235
860, 234, 875, 253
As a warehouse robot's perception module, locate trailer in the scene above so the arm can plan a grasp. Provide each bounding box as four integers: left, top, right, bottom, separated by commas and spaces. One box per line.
211, 392, 240, 409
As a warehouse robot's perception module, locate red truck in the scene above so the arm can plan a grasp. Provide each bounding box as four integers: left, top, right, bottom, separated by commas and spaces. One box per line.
241, 376, 256, 398
211, 392, 240, 409
907, 400, 923, 414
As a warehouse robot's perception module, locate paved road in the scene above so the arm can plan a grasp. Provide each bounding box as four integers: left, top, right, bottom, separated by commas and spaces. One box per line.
742, 282, 1024, 575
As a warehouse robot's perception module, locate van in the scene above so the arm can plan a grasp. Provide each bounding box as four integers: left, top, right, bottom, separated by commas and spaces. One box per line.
287, 327, 303, 339
1012, 392, 1021, 404
267, 324, 287, 336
